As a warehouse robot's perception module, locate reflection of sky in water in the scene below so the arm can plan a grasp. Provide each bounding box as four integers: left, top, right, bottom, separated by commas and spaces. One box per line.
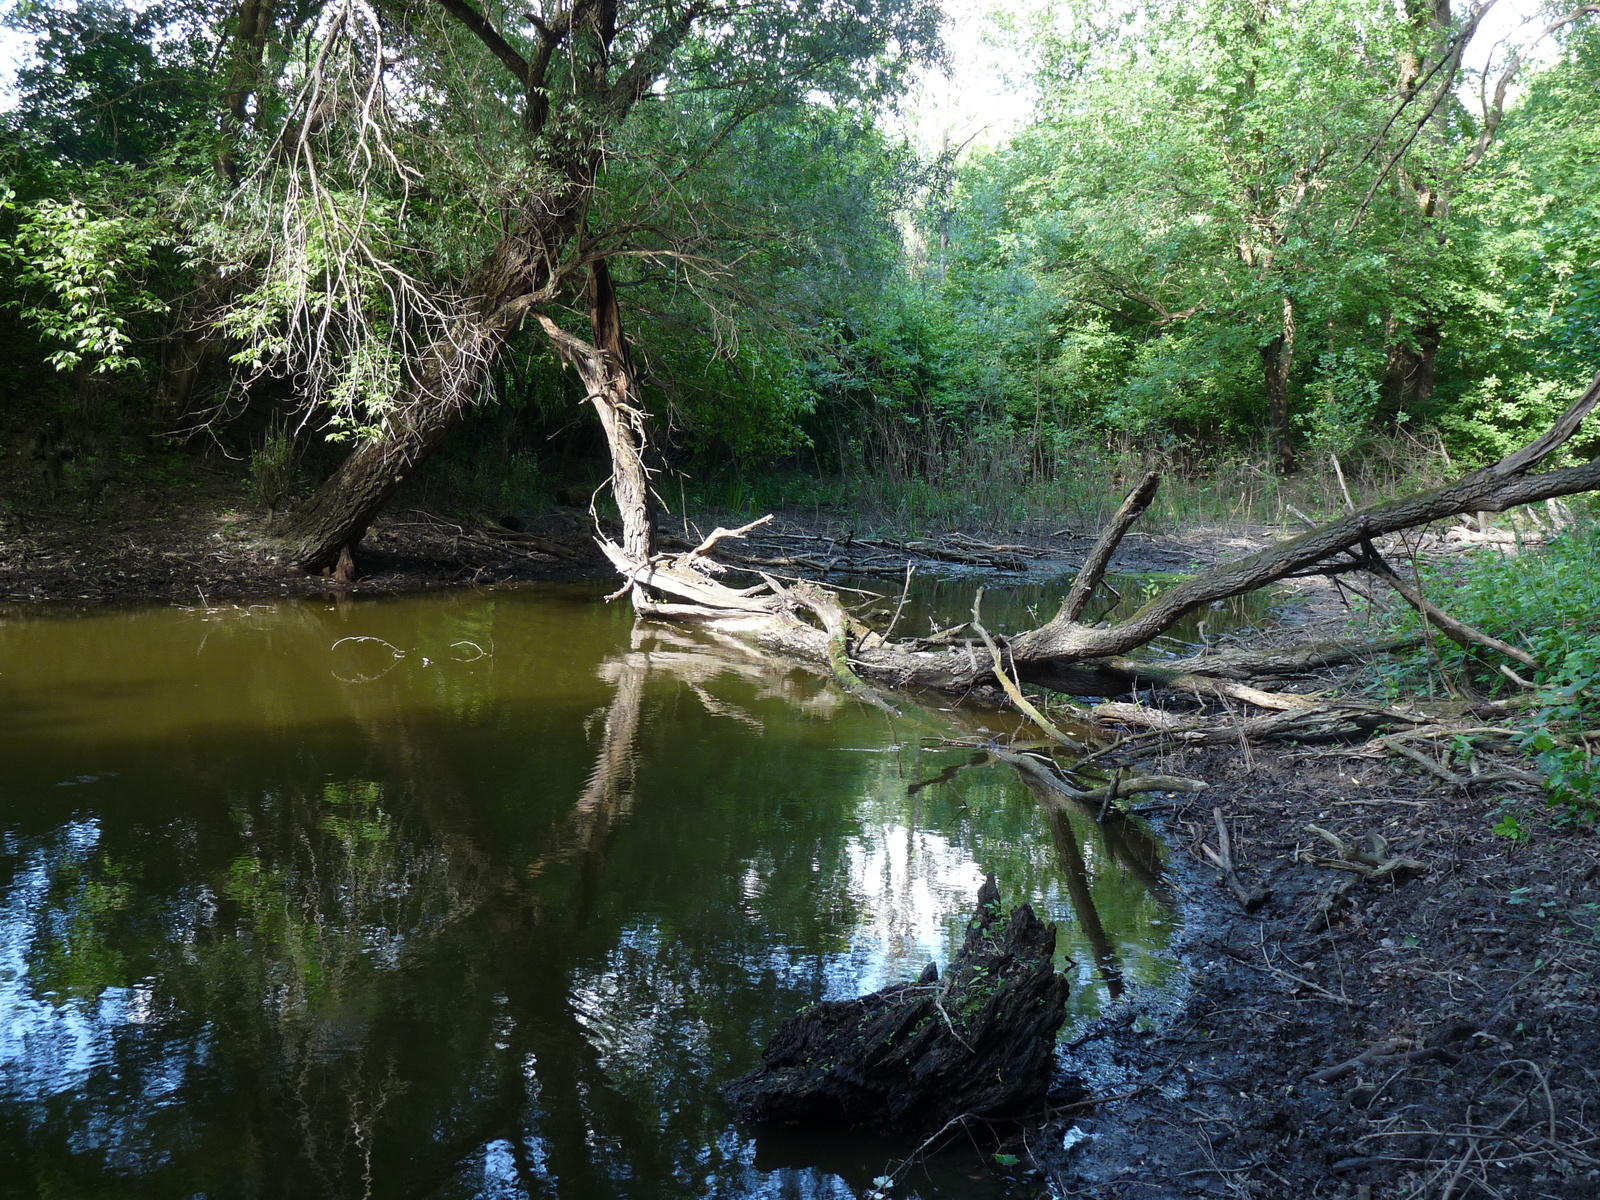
0, 590, 1181, 1198
2, 820, 116, 1102
838, 823, 988, 994
0, 821, 204, 1174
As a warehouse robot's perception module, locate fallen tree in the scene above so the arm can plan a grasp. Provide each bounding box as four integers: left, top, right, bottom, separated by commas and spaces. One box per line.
576, 367, 1600, 703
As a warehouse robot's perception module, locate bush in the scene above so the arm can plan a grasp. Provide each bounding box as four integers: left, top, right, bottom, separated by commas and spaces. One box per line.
1365, 515, 1600, 824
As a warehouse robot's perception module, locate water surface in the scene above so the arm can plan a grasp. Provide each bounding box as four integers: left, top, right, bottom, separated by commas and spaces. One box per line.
0, 584, 1179, 1198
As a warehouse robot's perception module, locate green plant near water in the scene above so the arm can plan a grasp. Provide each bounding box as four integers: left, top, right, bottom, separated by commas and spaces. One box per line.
249, 420, 299, 513
1364, 514, 1600, 825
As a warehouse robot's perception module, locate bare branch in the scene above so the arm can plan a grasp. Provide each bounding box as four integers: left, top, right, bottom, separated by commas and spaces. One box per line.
1056, 470, 1160, 625
1465, 5, 1600, 171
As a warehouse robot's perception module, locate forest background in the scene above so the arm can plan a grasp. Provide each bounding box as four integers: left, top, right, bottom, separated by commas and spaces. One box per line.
0, 0, 1596, 535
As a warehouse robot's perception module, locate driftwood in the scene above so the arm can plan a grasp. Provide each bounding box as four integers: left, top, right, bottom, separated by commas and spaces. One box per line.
1092, 699, 1426, 744
565, 353, 1600, 707
1310, 1038, 1459, 1086
1302, 825, 1429, 883
720, 875, 1069, 1135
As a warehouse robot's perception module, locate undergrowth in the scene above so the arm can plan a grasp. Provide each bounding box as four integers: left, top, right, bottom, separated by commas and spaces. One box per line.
1364, 514, 1600, 826
675, 431, 1456, 538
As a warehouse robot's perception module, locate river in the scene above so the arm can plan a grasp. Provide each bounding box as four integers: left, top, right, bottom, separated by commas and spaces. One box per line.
0, 579, 1253, 1197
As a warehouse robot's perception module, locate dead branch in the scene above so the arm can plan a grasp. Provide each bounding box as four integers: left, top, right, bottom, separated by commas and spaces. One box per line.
670, 515, 773, 570
1157, 636, 1423, 680
1358, 540, 1541, 669
477, 518, 585, 561
1311, 1039, 1459, 1085
1093, 700, 1424, 745
592, 364, 1600, 712
1377, 734, 1543, 790
987, 747, 1205, 811
1301, 825, 1428, 884
1201, 807, 1270, 912
972, 589, 1087, 752
1058, 470, 1160, 623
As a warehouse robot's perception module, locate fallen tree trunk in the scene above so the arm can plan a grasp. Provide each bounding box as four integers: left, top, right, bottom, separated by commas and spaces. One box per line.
574, 340, 1599, 702
720, 874, 1069, 1134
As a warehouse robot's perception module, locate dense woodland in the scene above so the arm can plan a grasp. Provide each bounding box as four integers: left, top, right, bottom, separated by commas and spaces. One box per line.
1, 0, 1596, 537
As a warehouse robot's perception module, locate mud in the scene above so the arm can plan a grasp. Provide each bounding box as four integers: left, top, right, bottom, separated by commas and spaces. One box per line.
1011, 742, 1600, 1200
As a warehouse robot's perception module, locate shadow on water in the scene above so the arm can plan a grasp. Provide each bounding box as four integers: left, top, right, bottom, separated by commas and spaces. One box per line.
0, 587, 1181, 1198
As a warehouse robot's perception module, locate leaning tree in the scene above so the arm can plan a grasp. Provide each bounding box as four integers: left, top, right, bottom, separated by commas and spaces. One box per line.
201, 0, 939, 574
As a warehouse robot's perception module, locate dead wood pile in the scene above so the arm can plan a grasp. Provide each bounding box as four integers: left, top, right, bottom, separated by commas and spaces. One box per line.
574, 370, 1600, 712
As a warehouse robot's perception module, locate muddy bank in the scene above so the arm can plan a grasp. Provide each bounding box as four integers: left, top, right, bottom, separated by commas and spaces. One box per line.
0, 455, 1285, 607
1013, 738, 1600, 1200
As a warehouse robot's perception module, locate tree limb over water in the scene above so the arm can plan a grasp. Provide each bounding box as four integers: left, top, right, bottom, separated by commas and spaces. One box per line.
587, 369, 1600, 702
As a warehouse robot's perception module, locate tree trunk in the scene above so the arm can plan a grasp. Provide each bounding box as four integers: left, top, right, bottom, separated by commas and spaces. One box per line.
1383, 318, 1441, 416
273, 347, 487, 569
1262, 294, 1296, 473
721, 874, 1069, 1134
534, 260, 657, 596
217, 0, 278, 183
650, 370, 1600, 700
276, 250, 543, 568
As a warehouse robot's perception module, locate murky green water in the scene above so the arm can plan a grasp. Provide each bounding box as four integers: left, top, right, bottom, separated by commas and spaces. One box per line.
0, 583, 1182, 1199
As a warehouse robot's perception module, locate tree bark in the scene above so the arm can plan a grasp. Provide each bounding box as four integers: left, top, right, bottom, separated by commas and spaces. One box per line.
1383, 318, 1440, 416
720, 874, 1069, 1134
535, 260, 657, 595
1263, 294, 1296, 472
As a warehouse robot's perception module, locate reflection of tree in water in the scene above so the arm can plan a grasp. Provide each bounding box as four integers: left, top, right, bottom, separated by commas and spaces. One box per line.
213, 780, 489, 1197
1006, 768, 1178, 1003
8, 616, 1175, 1199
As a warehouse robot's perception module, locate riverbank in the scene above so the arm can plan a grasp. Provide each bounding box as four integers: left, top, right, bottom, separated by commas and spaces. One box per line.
0, 443, 1284, 607
1015, 729, 1600, 1200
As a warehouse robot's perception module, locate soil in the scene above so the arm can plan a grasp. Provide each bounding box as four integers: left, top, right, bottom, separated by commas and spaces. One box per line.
0, 434, 1278, 607
1012, 732, 1600, 1200
6, 447, 1596, 1200
0, 446, 602, 607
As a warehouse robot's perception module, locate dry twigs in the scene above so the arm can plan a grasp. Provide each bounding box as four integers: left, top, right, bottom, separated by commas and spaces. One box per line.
1301, 825, 1429, 884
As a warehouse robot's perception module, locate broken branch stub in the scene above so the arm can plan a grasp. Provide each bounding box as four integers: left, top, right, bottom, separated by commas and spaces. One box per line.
720, 875, 1069, 1135
1057, 469, 1160, 624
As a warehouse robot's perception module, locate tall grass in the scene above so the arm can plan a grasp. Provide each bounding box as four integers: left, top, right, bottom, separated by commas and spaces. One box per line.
673, 426, 1460, 537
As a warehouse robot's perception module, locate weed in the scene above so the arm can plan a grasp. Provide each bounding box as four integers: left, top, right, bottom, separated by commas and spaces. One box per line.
249, 418, 299, 514
1361, 516, 1600, 825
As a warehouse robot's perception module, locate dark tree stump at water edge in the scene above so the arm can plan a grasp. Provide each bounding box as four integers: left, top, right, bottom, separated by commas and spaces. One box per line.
721, 876, 1070, 1135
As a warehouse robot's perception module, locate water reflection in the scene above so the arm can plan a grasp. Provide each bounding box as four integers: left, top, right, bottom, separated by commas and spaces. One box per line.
0, 588, 1179, 1197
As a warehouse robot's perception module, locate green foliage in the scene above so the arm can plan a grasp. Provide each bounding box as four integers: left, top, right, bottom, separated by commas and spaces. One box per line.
1367, 520, 1600, 824
4, 0, 211, 164
0, 183, 170, 374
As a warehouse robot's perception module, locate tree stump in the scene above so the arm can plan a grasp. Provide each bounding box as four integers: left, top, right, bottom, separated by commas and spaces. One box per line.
721, 875, 1070, 1135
